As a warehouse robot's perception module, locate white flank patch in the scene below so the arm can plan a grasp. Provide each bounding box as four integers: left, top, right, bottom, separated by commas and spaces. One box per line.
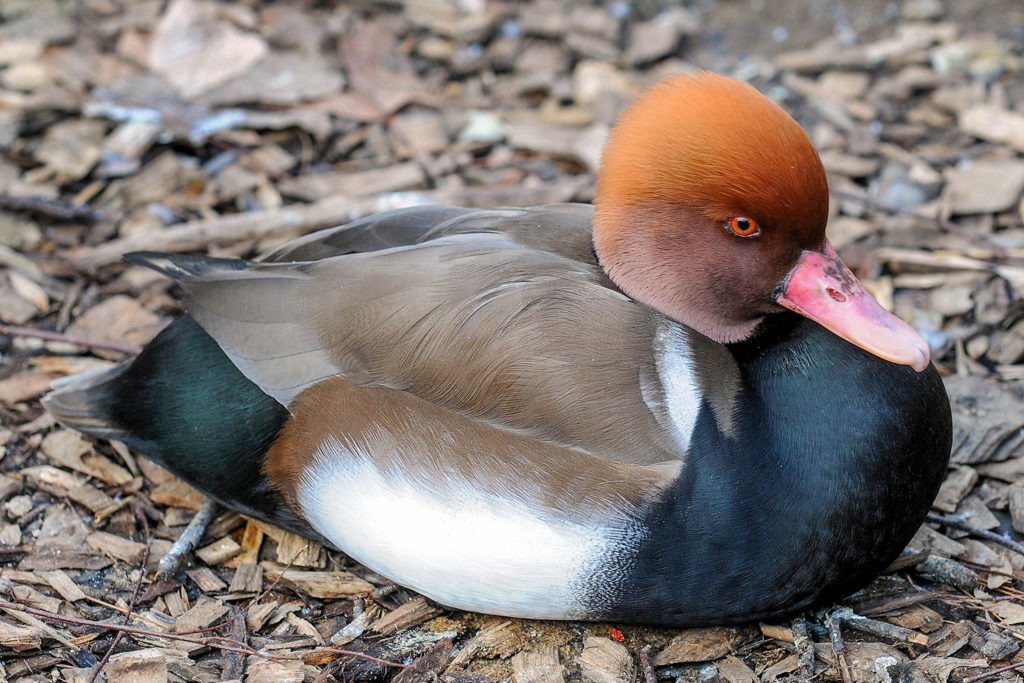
647, 321, 702, 453
297, 435, 622, 619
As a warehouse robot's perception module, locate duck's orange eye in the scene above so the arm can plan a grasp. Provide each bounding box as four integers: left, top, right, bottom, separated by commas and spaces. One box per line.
727, 216, 760, 237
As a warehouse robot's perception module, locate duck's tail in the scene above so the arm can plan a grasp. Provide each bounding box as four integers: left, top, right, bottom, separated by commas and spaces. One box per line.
44, 315, 323, 541
43, 363, 135, 441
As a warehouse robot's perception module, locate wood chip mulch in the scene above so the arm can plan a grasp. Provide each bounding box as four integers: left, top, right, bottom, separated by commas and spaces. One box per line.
1, 0, 1024, 681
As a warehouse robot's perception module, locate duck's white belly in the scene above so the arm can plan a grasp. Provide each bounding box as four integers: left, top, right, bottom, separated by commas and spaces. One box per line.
295, 435, 638, 618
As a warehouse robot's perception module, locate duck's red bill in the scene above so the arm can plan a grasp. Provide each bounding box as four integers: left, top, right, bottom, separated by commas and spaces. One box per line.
776, 241, 930, 372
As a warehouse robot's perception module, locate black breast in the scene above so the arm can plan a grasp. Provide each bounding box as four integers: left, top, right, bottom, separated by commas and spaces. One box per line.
598, 314, 951, 625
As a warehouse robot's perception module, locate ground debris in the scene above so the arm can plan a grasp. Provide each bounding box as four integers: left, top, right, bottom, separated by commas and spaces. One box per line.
0, 0, 1023, 680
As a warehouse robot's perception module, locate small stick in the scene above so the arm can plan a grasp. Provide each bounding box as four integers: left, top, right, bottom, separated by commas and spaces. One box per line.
311, 648, 409, 669
88, 510, 152, 683
70, 194, 386, 269
830, 188, 1009, 261
0, 194, 102, 224
927, 513, 1024, 557
978, 616, 1024, 641
963, 660, 1024, 682
0, 598, 407, 668
857, 591, 943, 617
0, 598, 277, 659
0, 324, 141, 355
157, 499, 219, 577
838, 612, 929, 646
826, 609, 854, 683
791, 616, 815, 680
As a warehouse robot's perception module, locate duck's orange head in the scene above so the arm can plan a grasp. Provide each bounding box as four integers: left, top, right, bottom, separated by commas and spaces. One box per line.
594, 72, 929, 371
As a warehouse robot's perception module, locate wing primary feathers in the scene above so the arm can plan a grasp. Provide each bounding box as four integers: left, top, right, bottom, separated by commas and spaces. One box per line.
124, 252, 252, 281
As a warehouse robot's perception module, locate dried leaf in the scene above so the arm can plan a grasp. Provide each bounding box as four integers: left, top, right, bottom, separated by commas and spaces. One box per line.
148, 0, 268, 99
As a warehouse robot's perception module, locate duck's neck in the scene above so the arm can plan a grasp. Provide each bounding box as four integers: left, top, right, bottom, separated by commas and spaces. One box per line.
601, 314, 951, 624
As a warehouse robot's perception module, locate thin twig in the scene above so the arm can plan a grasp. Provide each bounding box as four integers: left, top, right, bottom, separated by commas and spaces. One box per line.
311, 648, 409, 669
0, 598, 278, 660
830, 188, 1010, 261
838, 612, 929, 645
978, 616, 1024, 641
826, 609, 854, 683
88, 506, 152, 682
0, 324, 141, 355
927, 513, 1024, 557
791, 616, 815, 680
962, 659, 1024, 682
857, 591, 943, 617
0, 193, 103, 224
157, 498, 219, 577
0, 598, 407, 668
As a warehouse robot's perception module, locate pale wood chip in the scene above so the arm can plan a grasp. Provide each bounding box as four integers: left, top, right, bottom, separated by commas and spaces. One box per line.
227, 563, 262, 593
205, 512, 246, 539
449, 619, 524, 667
932, 465, 978, 513
577, 637, 634, 683
185, 566, 227, 592
0, 369, 61, 405
0, 474, 22, 502
11, 583, 61, 613
228, 520, 264, 566
654, 626, 746, 665
0, 522, 20, 546
1, 605, 78, 649
0, 619, 41, 651
512, 646, 566, 683
148, 0, 268, 99
278, 161, 426, 202
245, 658, 305, 683
716, 654, 758, 683
149, 479, 207, 510
759, 622, 793, 643
64, 294, 164, 351
907, 525, 968, 558
267, 601, 303, 627
329, 604, 380, 646
260, 562, 373, 599
40, 429, 133, 485
34, 119, 105, 183
195, 536, 242, 566
886, 605, 944, 634
273, 528, 325, 569
86, 531, 147, 565
286, 611, 325, 644
171, 595, 229, 633
246, 600, 279, 632
960, 104, 1024, 153
40, 569, 88, 602
106, 647, 169, 683
164, 588, 189, 618
944, 159, 1024, 215
21, 464, 116, 512
978, 456, 1024, 483
17, 550, 112, 572
915, 655, 987, 680
371, 596, 441, 635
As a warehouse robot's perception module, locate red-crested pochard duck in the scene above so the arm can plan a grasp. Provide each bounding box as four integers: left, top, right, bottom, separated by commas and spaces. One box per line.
45, 72, 951, 625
